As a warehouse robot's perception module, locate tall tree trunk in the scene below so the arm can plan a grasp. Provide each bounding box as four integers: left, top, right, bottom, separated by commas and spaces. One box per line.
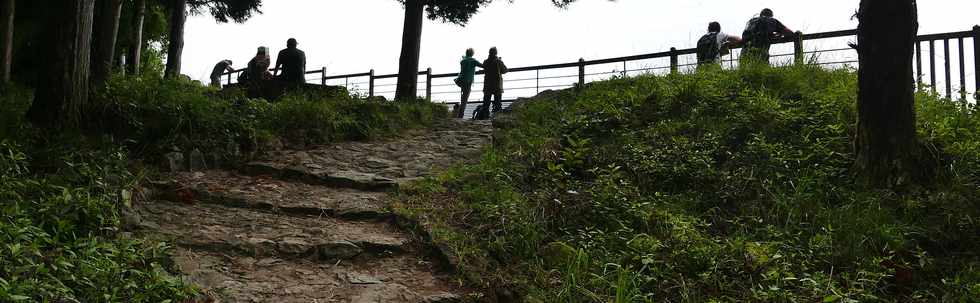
0, 0, 13, 84
91, 0, 123, 88
26, 0, 96, 130
854, 0, 929, 187
128, 0, 145, 75
394, 0, 425, 101
164, 0, 186, 78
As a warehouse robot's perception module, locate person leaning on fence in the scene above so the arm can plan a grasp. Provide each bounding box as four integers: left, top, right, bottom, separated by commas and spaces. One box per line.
697, 22, 742, 68
210, 59, 234, 88
455, 48, 484, 117
740, 8, 795, 66
478, 47, 508, 120
275, 38, 307, 87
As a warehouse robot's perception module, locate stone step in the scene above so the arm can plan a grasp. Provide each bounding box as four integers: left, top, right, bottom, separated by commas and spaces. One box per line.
173, 248, 466, 303
137, 201, 410, 261
240, 162, 399, 192
153, 171, 389, 220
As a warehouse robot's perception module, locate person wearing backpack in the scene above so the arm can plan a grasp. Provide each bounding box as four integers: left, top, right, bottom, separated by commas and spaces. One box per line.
697, 22, 743, 68
740, 8, 795, 66
455, 48, 483, 118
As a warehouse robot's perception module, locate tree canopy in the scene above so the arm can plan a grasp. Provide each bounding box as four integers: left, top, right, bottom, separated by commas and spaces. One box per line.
187, 0, 262, 23
403, 0, 582, 26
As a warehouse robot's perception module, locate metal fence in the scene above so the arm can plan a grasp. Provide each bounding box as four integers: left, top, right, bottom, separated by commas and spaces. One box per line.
222, 26, 980, 119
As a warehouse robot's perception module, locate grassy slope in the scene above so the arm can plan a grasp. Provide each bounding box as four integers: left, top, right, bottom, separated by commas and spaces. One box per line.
396, 65, 980, 302
0, 78, 448, 302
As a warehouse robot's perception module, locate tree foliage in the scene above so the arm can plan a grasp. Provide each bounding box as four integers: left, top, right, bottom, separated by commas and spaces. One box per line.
400, 0, 582, 26
186, 0, 262, 23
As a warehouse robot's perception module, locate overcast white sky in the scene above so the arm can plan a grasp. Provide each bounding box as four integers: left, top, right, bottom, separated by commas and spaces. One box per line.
183, 0, 979, 100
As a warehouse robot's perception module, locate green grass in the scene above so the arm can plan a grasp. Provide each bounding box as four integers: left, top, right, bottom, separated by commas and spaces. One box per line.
395, 65, 980, 302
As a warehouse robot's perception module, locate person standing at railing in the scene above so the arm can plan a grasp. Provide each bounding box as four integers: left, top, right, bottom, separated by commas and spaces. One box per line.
274, 38, 307, 87
209, 60, 234, 88
697, 22, 743, 68
456, 48, 484, 118
478, 47, 508, 120
740, 8, 795, 66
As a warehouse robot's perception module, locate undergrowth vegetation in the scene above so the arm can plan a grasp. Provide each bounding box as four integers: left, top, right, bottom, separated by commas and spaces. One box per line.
0, 77, 448, 302
0, 139, 193, 301
94, 76, 447, 159
396, 65, 980, 302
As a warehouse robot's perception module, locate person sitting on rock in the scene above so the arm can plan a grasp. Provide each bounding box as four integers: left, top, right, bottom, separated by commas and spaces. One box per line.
274, 38, 307, 87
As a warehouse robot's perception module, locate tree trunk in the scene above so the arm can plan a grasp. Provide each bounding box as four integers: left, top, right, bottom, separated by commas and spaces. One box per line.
26, 0, 96, 130
128, 0, 145, 75
854, 0, 929, 187
0, 0, 13, 84
164, 0, 186, 78
394, 0, 425, 101
91, 0, 123, 87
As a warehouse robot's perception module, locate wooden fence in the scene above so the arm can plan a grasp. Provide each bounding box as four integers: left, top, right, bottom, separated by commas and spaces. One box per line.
222, 26, 980, 118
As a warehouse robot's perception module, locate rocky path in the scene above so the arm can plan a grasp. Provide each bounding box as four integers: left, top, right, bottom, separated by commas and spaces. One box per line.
135, 119, 492, 302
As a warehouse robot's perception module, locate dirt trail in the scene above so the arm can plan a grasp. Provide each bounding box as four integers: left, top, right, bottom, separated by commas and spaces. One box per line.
135, 119, 492, 302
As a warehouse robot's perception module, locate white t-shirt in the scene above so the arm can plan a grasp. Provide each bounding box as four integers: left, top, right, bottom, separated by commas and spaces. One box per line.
714, 31, 736, 57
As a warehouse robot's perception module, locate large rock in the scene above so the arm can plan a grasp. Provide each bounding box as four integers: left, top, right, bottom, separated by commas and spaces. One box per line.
318, 240, 363, 259
164, 152, 185, 172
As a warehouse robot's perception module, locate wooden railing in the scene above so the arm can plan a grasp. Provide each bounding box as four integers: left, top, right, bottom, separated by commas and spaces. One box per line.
222, 26, 980, 118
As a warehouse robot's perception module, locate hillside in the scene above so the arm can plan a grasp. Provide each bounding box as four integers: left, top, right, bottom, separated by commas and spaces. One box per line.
396, 65, 980, 302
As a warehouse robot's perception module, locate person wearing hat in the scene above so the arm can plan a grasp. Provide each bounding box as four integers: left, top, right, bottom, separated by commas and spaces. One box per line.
274, 38, 307, 86
741, 8, 795, 66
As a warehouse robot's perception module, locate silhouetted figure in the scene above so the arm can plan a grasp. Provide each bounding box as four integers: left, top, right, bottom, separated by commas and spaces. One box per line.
741, 8, 794, 66
274, 38, 307, 86
457, 48, 483, 118
241, 47, 272, 97
210, 59, 234, 87
478, 47, 507, 120
697, 22, 742, 67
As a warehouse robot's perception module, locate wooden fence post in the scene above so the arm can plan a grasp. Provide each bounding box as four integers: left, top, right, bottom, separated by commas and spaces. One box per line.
944, 39, 952, 99
793, 31, 804, 65
973, 25, 979, 93
915, 41, 923, 89
669, 47, 678, 74
227, 72, 232, 86
578, 58, 585, 89
368, 69, 375, 97
425, 67, 432, 101
930, 40, 937, 92
321, 67, 326, 85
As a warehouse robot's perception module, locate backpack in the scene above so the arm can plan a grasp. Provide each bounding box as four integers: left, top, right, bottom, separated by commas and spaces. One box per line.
472, 105, 488, 120
696, 32, 721, 63
743, 17, 771, 48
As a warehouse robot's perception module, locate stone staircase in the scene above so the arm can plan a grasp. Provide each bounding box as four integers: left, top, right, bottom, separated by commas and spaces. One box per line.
134, 119, 492, 302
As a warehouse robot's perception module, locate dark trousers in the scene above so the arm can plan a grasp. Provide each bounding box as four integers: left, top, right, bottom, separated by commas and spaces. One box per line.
480, 90, 502, 119
459, 84, 473, 118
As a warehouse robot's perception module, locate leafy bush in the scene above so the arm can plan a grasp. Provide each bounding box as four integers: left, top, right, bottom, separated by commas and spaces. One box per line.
0, 140, 193, 301
0, 84, 33, 141
94, 75, 447, 160
397, 65, 980, 302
